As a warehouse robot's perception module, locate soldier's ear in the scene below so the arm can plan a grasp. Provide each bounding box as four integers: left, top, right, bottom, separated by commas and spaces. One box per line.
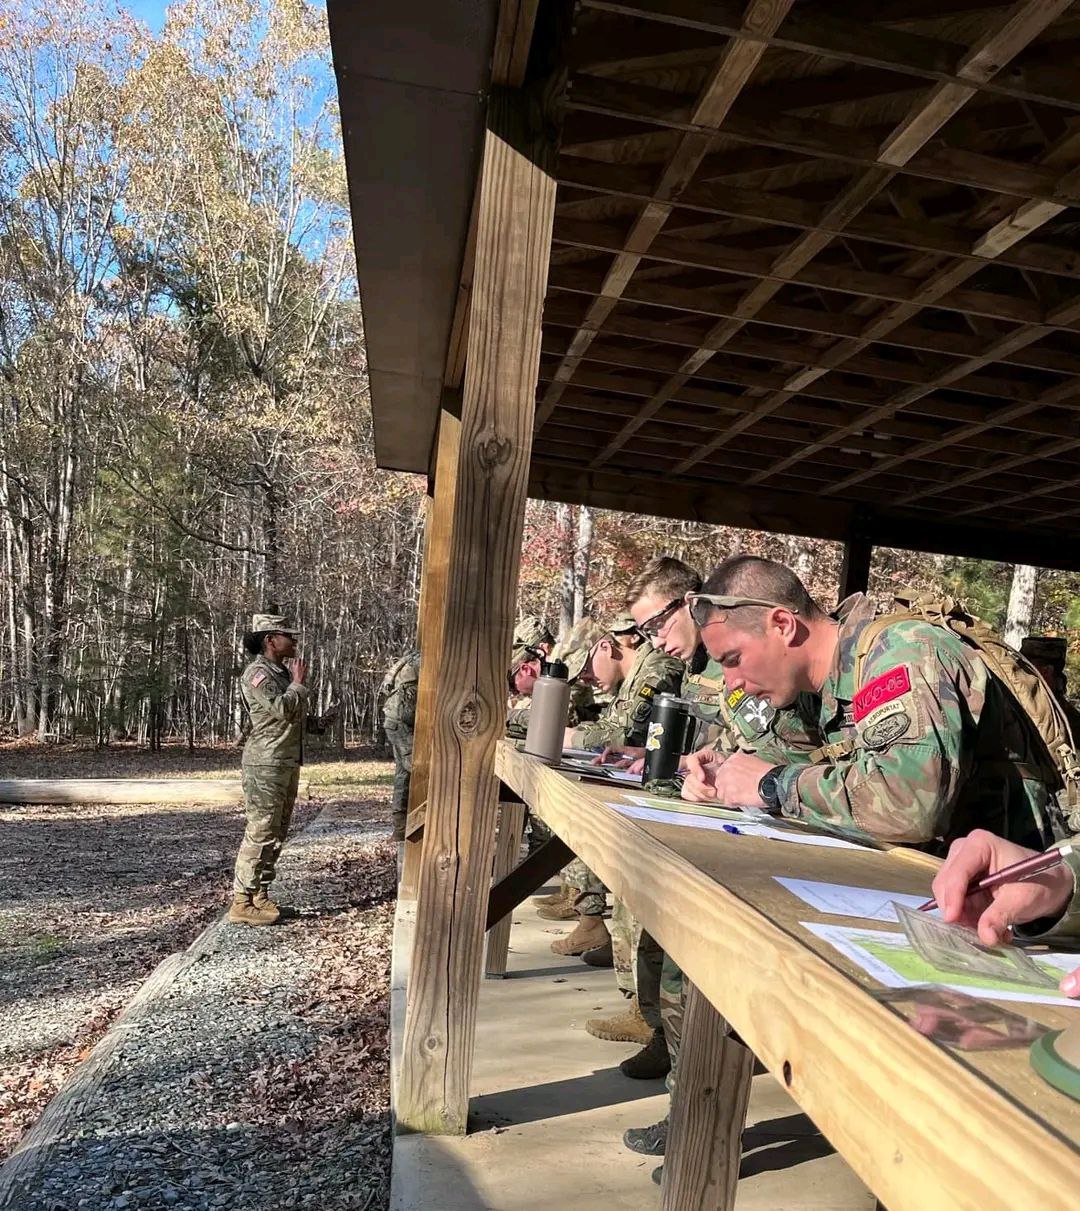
770, 607, 800, 644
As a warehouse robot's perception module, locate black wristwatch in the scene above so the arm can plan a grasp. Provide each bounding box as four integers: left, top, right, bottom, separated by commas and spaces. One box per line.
757, 765, 787, 814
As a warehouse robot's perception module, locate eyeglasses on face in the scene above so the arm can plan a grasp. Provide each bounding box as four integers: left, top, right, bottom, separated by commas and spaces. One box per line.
636, 597, 684, 637
685, 593, 798, 628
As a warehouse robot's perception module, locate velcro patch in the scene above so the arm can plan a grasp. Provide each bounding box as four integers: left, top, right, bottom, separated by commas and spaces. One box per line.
726, 687, 745, 710
739, 695, 775, 733
250, 671, 268, 688
638, 685, 655, 700
853, 665, 911, 722
860, 702, 911, 748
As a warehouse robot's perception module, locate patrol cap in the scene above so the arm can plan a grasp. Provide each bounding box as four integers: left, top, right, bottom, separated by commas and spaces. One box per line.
555, 618, 606, 682
508, 615, 554, 686
608, 612, 643, 638
1021, 635, 1068, 668
250, 613, 299, 636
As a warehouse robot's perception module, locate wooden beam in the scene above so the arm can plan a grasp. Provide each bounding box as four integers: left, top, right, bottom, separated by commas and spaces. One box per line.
538, 0, 796, 421
661, 982, 754, 1211
400, 405, 461, 900
579, 0, 1080, 113
397, 86, 556, 1135
838, 524, 874, 599
567, 75, 1080, 204
484, 833, 575, 930
484, 801, 528, 978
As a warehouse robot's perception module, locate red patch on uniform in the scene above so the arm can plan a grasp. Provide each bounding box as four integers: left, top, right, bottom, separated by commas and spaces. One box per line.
250, 671, 268, 688
852, 666, 910, 722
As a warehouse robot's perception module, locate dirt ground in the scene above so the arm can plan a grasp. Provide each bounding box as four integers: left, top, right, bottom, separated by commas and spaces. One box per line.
0, 742, 395, 1164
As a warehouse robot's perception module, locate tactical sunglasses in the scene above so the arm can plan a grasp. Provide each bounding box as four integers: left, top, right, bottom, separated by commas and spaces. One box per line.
635, 597, 684, 637
685, 593, 798, 628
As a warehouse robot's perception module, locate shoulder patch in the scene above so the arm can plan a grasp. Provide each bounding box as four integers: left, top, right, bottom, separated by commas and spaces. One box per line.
638, 684, 655, 700
726, 687, 745, 710
250, 670, 268, 689
853, 665, 911, 722
738, 695, 775, 733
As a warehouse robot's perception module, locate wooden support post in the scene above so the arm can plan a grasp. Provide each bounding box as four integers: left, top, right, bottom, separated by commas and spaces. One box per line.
484, 801, 527, 978
400, 403, 461, 899
396, 87, 556, 1135
838, 518, 874, 599
661, 981, 754, 1211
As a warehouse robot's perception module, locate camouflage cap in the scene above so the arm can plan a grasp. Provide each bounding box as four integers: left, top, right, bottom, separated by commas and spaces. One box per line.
509, 615, 555, 677
608, 612, 642, 637
1021, 635, 1068, 668
250, 613, 299, 636
555, 618, 607, 682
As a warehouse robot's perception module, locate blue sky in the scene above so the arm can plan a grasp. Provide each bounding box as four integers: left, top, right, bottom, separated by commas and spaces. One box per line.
124, 0, 168, 31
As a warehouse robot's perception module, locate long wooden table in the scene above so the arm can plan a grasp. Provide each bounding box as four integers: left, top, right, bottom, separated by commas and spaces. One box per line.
495, 739, 1080, 1211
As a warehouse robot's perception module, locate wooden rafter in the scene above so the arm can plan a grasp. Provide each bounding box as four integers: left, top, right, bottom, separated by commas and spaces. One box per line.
537, 0, 797, 423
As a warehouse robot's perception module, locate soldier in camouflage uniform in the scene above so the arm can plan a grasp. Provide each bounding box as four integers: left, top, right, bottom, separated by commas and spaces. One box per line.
230, 613, 309, 927
380, 651, 420, 842
544, 616, 683, 961
683, 555, 1068, 853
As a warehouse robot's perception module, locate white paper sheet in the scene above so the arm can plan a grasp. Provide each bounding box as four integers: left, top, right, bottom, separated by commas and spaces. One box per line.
608, 802, 867, 848
804, 921, 1080, 1008
776, 878, 938, 922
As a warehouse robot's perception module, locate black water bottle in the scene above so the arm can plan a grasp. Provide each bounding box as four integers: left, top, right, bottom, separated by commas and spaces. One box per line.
643, 693, 691, 783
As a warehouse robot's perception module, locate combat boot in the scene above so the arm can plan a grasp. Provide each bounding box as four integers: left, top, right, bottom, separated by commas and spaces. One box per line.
619, 1029, 671, 1079
551, 914, 609, 956
585, 994, 654, 1044
532, 882, 569, 908
252, 889, 281, 923
228, 892, 277, 926
623, 1116, 668, 1156
536, 897, 579, 921
581, 938, 614, 968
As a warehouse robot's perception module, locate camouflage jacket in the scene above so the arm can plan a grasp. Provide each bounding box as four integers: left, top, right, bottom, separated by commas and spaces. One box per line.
381, 652, 420, 728
505, 681, 599, 741
570, 645, 684, 750
241, 655, 309, 766
759, 594, 1064, 851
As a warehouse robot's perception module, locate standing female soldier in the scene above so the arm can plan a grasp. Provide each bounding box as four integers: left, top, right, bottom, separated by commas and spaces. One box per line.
230, 614, 308, 925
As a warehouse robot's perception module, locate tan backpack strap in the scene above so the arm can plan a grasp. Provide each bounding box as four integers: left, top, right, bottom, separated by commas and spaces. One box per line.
852, 609, 918, 687
809, 737, 858, 763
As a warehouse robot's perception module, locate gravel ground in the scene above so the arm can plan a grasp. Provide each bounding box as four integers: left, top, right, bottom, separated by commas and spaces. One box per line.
3, 803, 396, 1211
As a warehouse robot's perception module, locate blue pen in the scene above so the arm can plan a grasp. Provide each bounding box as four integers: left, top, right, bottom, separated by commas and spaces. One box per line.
722, 824, 742, 835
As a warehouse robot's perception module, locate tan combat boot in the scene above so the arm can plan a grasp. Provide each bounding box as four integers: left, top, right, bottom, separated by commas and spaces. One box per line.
531, 882, 569, 908
551, 914, 609, 956
252, 889, 281, 923
536, 895, 580, 921
586, 994, 655, 1044
229, 892, 277, 926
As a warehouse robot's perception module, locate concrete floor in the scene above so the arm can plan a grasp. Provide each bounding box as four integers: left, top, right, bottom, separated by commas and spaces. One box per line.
391, 887, 876, 1211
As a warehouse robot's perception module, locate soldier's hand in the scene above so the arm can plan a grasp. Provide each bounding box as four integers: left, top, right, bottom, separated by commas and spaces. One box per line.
287, 657, 307, 684
593, 745, 645, 768
931, 830, 1073, 947
681, 746, 726, 802
709, 751, 771, 809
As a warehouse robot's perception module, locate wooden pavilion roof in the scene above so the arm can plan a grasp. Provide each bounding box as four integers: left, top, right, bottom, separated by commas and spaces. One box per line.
329, 0, 1080, 570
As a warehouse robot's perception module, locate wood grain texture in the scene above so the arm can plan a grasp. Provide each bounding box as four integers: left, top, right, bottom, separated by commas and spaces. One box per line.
396, 90, 556, 1135
496, 741, 1080, 1210
401, 406, 461, 900
662, 981, 754, 1211
484, 801, 527, 978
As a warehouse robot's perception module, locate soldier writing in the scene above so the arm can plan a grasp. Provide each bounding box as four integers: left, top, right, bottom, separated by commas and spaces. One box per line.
230, 614, 309, 926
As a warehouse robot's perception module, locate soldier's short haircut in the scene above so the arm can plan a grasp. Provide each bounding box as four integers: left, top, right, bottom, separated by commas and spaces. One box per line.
701, 555, 825, 632
243, 631, 265, 656
624, 555, 702, 609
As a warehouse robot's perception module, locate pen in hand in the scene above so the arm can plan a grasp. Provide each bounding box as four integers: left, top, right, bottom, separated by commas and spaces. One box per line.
916, 844, 1071, 913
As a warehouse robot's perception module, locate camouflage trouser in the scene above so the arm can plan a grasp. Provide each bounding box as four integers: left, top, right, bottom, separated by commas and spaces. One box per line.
565, 857, 607, 916
611, 898, 637, 996
383, 718, 414, 830
660, 953, 685, 1093
527, 810, 552, 854
611, 905, 663, 1029
233, 764, 300, 894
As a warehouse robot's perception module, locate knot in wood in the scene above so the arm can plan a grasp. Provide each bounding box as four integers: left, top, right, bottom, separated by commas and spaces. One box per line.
476, 429, 512, 472
455, 695, 487, 738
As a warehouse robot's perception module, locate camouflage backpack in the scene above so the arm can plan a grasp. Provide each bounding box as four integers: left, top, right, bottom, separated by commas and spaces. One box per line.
855, 592, 1080, 830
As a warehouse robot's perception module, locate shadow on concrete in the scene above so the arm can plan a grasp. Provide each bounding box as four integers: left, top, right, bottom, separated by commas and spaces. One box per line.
739, 1112, 837, 1178
469, 1065, 665, 1130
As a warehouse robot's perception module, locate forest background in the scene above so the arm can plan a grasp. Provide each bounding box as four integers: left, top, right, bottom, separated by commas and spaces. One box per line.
1, 0, 1078, 751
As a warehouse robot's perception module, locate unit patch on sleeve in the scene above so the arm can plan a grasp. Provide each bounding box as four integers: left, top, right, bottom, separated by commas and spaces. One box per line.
859, 700, 911, 749
638, 684, 655, 701
250, 670, 268, 689
852, 665, 911, 722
